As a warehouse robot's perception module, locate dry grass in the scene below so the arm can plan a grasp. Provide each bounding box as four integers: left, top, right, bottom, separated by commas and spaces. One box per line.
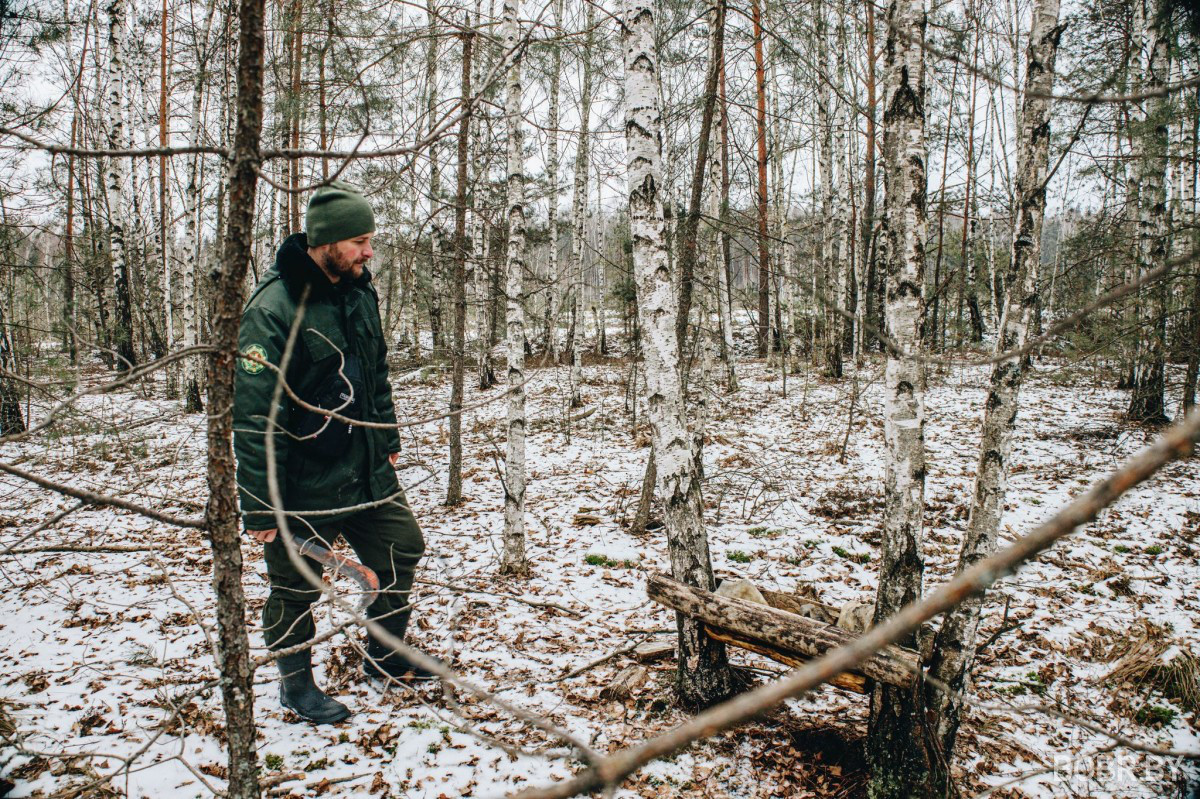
1104, 619, 1200, 717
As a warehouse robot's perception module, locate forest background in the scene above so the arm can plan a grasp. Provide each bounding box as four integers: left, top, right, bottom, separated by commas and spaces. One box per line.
0, 0, 1198, 795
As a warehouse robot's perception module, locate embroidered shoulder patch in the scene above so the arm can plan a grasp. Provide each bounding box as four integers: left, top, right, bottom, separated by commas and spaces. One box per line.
240, 344, 268, 374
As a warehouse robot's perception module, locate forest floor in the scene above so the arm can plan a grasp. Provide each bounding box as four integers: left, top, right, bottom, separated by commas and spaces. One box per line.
0, 343, 1198, 798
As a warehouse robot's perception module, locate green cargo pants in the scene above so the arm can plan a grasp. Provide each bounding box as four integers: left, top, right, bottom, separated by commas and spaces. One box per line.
261, 496, 425, 652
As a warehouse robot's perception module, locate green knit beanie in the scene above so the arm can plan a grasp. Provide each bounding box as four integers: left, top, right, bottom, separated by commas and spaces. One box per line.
305, 181, 376, 246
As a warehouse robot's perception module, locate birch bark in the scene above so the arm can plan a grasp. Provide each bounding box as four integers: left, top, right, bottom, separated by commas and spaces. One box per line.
924, 1, 1063, 790
866, 0, 930, 793
448, 26, 473, 507
861, 2, 880, 352
133, 34, 166, 360
105, 0, 137, 369
63, 111, 78, 363
471, 0, 495, 389
545, 0, 561, 360
567, 0, 594, 406
622, 0, 735, 709
831, 8, 850, 368
717, 50, 736, 391
1126, 0, 1171, 424
159, 0, 175, 390
499, 0, 531, 577
963, 11, 984, 344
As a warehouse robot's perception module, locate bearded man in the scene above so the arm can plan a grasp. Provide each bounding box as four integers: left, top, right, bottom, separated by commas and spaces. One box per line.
233, 181, 435, 725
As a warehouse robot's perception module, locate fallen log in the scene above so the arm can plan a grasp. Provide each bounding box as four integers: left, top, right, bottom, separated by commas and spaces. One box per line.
647, 573, 919, 691
705, 627, 869, 693
760, 588, 839, 625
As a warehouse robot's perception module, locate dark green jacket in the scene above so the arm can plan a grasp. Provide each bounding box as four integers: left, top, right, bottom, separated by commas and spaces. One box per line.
233, 233, 402, 531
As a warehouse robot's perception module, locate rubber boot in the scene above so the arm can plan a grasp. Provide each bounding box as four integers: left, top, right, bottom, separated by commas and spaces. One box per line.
278, 652, 351, 724
362, 639, 443, 683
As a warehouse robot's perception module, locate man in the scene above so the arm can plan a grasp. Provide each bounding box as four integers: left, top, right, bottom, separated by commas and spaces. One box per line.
234, 181, 433, 725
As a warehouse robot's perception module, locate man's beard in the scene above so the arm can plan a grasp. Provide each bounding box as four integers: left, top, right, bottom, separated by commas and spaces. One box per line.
320, 247, 364, 280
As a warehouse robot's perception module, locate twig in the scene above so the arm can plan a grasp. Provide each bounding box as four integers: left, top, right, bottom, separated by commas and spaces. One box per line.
418, 577, 583, 618
0, 544, 153, 555
555, 636, 649, 682
0, 500, 88, 555
0, 459, 204, 529
976, 594, 1017, 654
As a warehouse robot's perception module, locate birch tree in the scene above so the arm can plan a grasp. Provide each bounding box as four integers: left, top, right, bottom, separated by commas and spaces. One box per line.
962, 5, 984, 344
1126, 0, 1171, 424
545, 0, 561, 361
499, 0, 531, 578
866, 0, 930, 793
182, 0, 219, 412
716, 43, 737, 390
623, 0, 735, 709
105, 0, 137, 369
448, 25, 474, 507
924, 0, 1064, 791
567, 0, 595, 407
472, 0, 496, 390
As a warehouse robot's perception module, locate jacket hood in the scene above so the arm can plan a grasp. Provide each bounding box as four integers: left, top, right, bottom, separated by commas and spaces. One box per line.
274, 232, 373, 300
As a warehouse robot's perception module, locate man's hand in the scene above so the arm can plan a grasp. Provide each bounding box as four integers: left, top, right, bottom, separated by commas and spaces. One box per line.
389, 452, 401, 467
250, 528, 278, 543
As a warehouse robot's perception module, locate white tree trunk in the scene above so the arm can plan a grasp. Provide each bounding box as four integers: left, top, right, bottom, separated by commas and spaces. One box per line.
925, 0, 1063, 787
499, 0, 530, 577
831, 9, 850, 368
105, 0, 136, 368
866, 0, 930, 792
543, 0, 561, 361
622, 0, 734, 709
1126, 0, 1171, 423
132, 37, 165, 359
470, 0, 493, 388
567, 0, 594, 407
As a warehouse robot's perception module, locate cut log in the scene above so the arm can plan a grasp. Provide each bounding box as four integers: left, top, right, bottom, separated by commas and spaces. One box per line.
631, 641, 674, 663
647, 573, 919, 689
600, 665, 651, 701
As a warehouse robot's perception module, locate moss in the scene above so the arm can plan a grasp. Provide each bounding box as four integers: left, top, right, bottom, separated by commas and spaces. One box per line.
1134, 705, 1176, 727
584, 553, 638, 568
832, 546, 870, 564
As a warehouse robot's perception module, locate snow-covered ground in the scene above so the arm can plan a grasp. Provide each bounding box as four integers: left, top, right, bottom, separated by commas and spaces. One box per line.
0, 348, 1197, 798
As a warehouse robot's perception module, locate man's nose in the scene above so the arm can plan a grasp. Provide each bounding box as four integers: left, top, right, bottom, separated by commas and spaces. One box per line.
363, 243, 373, 260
